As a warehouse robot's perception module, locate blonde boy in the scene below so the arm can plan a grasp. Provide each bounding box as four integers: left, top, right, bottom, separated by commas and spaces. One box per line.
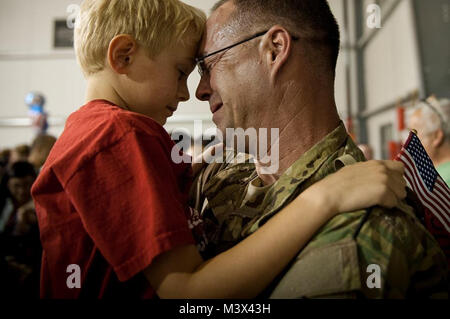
31, 0, 408, 299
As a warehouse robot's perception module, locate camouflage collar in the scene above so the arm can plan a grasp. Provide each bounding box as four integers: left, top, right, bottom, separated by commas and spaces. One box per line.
277, 122, 348, 180
245, 122, 349, 233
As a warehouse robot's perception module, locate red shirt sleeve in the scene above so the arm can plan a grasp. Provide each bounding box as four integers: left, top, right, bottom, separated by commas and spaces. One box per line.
64, 129, 195, 282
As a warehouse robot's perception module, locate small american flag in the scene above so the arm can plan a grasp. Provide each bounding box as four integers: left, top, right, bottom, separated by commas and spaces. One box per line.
395, 131, 450, 258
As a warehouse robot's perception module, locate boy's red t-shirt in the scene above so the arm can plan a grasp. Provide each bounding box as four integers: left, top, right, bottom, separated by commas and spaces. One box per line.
31, 100, 198, 298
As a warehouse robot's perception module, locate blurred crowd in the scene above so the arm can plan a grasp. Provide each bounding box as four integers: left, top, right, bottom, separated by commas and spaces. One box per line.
0, 134, 56, 298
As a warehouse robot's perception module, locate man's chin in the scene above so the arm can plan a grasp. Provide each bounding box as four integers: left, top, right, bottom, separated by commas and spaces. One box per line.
215, 123, 228, 139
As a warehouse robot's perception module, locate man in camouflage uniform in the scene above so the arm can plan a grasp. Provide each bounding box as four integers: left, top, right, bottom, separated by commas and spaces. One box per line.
191, 0, 448, 298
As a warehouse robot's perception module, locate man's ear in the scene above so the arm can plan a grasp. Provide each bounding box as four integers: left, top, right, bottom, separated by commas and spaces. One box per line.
259, 25, 293, 83
431, 129, 445, 148
107, 34, 137, 74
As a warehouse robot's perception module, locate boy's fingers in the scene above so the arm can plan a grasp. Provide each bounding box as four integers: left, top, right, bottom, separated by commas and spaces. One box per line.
381, 160, 405, 174
388, 175, 407, 200
385, 162, 407, 200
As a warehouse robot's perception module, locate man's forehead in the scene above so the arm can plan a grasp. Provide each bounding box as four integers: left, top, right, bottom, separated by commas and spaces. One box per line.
209, 0, 235, 27
199, 1, 236, 54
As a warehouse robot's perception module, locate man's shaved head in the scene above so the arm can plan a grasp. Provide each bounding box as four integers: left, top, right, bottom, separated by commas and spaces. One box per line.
211, 0, 340, 75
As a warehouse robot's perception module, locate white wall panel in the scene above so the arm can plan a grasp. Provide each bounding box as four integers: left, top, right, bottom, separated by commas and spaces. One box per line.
367, 109, 399, 160
364, 0, 421, 111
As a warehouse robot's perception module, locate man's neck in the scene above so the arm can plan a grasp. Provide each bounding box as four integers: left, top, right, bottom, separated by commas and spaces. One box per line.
255, 95, 340, 185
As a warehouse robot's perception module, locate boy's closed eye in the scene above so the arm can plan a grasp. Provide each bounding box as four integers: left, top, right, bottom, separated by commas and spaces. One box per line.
178, 68, 188, 79
177, 64, 195, 80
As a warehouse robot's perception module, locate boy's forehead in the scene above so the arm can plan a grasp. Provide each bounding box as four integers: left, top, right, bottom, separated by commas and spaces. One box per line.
180, 56, 196, 68
174, 36, 200, 64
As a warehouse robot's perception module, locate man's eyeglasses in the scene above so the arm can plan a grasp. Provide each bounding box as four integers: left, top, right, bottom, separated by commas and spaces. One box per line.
195, 30, 299, 77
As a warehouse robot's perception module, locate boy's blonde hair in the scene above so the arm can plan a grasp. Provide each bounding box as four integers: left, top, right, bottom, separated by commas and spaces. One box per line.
75, 0, 206, 75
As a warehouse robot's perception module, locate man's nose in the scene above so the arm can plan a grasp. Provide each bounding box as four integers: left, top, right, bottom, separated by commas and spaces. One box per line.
196, 75, 212, 101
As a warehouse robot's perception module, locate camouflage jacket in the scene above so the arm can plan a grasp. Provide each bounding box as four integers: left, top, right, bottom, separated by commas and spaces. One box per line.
189, 123, 448, 298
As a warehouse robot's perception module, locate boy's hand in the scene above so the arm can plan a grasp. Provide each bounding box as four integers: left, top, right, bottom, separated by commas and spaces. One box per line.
303, 160, 407, 217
